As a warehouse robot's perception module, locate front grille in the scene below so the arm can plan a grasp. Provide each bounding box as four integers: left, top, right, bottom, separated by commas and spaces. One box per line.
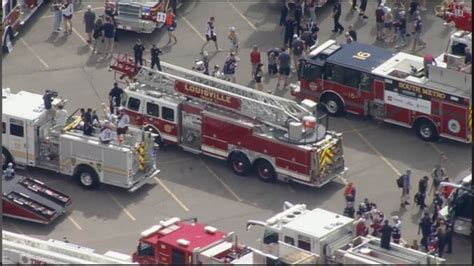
118, 3, 141, 19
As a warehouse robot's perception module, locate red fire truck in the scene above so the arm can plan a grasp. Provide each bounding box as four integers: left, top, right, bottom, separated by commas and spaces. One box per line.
443, 0, 472, 32
104, 0, 182, 34
110, 55, 346, 187
292, 40, 472, 143
2, 0, 45, 53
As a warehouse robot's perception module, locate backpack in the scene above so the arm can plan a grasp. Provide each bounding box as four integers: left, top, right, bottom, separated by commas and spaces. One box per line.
396, 175, 404, 188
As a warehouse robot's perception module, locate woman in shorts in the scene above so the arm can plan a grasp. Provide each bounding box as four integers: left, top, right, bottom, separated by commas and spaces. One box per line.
165, 9, 178, 43
62, 0, 74, 34
254, 63, 264, 91
384, 8, 394, 43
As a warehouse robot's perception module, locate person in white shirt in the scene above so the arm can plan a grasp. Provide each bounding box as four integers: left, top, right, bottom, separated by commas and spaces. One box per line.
62, 0, 74, 34
54, 103, 68, 128
99, 121, 113, 144
116, 107, 129, 142
201, 16, 222, 52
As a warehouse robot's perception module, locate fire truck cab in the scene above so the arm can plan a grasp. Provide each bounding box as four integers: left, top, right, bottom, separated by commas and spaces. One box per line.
105, 0, 182, 34
2, 88, 159, 192
293, 40, 472, 143
2, 0, 45, 53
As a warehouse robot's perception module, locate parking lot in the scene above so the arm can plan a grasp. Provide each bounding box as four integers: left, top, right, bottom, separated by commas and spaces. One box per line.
2, 0, 471, 263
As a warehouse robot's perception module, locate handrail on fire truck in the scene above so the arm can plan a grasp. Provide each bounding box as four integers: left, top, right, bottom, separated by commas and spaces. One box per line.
110, 54, 315, 131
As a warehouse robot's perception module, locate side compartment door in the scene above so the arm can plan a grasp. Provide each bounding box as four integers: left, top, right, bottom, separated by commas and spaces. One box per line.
7, 117, 28, 164
180, 106, 202, 150
160, 103, 179, 143
369, 79, 386, 120
441, 103, 467, 139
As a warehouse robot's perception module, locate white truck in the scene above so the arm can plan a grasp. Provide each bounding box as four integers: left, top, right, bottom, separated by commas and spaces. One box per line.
1, 88, 159, 192
247, 202, 446, 265
2, 230, 133, 264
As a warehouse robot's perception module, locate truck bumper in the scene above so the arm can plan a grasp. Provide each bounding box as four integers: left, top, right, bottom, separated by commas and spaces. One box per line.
115, 17, 161, 34
128, 168, 160, 193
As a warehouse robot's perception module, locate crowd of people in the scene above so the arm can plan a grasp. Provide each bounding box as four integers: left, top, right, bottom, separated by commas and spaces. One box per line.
342, 163, 459, 258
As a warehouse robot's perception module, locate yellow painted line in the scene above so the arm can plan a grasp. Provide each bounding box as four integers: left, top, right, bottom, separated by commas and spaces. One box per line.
203, 162, 243, 202
107, 192, 136, 221
41, 6, 104, 19
347, 120, 402, 176
228, 0, 257, 31
19, 38, 49, 69
67, 216, 83, 230
429, 143, 456, 168
179, 15, 206, 41
154, 177, 190, 212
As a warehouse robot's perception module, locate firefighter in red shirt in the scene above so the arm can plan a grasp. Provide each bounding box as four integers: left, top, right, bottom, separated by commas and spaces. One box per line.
250, 45, 261, 79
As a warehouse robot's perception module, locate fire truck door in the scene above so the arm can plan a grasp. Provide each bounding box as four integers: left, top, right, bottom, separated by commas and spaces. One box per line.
180, 110, 202, 150
441, 103, 467, 139
369, 79, 385, 119
7, 118, 29, 164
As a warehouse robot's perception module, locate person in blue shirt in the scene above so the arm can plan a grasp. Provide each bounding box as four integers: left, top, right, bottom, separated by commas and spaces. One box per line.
400, 169, 411, 207
101, 17, 115, 54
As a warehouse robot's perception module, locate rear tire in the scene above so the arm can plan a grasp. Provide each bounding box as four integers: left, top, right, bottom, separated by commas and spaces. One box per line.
255, 159, 276, 182
321, 94, 344, 116
414, 119, 438, 141
229, 152, 251, 176
2, 148, 13, 170
75, 166, 100, 189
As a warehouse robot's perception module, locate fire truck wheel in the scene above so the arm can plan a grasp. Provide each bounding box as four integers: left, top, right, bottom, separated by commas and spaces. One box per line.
2, 148, 13, 170
255, 159, 276, 182
229, 152, 251, 176
414, 119, 439, 141
3, 29, 14, 54
75, 166, 100, 189
321, 94, 344, 116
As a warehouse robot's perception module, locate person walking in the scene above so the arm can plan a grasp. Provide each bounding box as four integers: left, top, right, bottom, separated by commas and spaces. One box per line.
133, 39, 146, 67
332, 0, 344, 34
359, 0, 369, 19
276, 46, 291, 89
52, 0, 63, 32
279, 2, 289, 26
348, 24, 357, 41
250, 45, 261, 79
254, 63, 264, 92
223, 52, 238, 83
201, 16, 222, 52
411, 13, 426, 51
375, 4, 385, 41
430, 164, 446, 195
267, 48, 279, 76
344, 182, 356, 208
150, 44, 162, 71
165, 9, 178, 43
101, 17, 115, 55
109, 82, 124, 115
228, 27, 239, 55
283, 16, 298, 49
92, 19, 103, 54
391, 216, 402, 244
351, 0, 358, 11
62, 0, 74, 34
83, 5, 95, 43
380, 220, 392, 250
400, 169, 411, 208
416, 176, 429, 210
291, 35, 305, 71
394, 10, 407, 48
407, 0, 419, 35
383, 7, 394, 43
418, 212, 432, 251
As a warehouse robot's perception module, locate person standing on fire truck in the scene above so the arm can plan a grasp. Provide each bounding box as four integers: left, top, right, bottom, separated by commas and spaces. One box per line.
109, 82, 124, 115
116, 107, 130, 142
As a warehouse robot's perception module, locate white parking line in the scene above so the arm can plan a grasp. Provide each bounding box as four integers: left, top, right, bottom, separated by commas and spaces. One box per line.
203, 162, 243, 202
346, 119, 402, 176
19, 38, 50, 69
154, 177, 190, 212
68, 216, 83, 230
107, 192, 136, 221
72, 26, 93, 50
179, 15, 206, 42
228, 0, 257, 31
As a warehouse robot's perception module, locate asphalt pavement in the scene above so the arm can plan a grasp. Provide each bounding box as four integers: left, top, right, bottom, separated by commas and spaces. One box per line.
1, 0, 471, 264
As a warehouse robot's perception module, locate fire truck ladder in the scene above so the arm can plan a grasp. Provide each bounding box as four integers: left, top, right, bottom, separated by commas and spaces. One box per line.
113, 55, 313, 131
2, 230, 132, 264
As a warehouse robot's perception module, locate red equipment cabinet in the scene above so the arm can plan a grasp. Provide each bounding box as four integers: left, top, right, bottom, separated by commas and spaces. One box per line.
293, 40, 472, 143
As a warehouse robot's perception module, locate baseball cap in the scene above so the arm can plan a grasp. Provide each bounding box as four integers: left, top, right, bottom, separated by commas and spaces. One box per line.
87, 5, 92, 10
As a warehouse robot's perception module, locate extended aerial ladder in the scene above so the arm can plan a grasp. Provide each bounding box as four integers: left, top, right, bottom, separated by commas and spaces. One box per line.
110, 54, 320, 132
2, 230, 133, 264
